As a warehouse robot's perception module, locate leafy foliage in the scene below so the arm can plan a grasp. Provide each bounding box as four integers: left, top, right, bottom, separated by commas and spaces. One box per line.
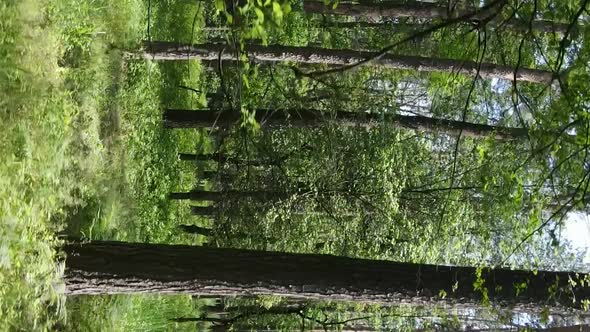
214, 0, 292, 43
4, 0, 590, 330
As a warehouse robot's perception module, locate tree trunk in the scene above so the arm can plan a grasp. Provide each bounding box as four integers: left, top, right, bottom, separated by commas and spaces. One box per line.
178, 224, 213, 236
179, 153, 231, 169
179, 153, 225, 162
304, 1, 570, 35
172, 305, 305, 323
304, 0, 477, 20
142, 41, 553, 84
202, 26, 231, 32
202, 171, 218, 181
190, 205, 217, 216
164, 109, 528, 140
169, 190, 286, 201
178, 153, 275, 167
64, 241, 590, 316
322, 19, 570, 35
541, 326, 590, 332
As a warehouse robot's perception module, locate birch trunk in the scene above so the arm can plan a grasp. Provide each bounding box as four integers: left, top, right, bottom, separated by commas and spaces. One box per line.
143, 41, 553, 84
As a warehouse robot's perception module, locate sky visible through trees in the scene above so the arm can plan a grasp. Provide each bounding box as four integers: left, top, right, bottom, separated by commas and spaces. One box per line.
2, 0, 590, 331
564, 213, 590, 263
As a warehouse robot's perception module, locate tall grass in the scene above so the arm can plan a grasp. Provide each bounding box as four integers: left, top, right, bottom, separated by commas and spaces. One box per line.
1, 0, 83, 329
65, 295, 206, 332
1, 0, 211, 330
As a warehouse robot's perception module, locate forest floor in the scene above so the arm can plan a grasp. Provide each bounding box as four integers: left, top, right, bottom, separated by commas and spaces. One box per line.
0, 0, 214, 330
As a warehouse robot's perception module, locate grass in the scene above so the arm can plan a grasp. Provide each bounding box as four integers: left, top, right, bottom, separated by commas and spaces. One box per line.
65, 295, 207, 332
1, 0, 214, 330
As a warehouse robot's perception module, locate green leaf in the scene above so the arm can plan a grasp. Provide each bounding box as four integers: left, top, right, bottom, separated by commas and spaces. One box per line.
239, 2, 250, 13
214, 0, 226, 12
281, 2, 292, 15
198, 94, 208, 107
272, 2, 283, 23
242, 73, 250, 89
225, 12, 233, 24
254, 7, 265, 23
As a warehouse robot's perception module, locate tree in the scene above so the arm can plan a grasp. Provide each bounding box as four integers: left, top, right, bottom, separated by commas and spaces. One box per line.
318, 19, 570, 36
190, 205, 216, 216
178, 224, 213, 236
163, 108, 529, 140
303, 1, 571, 35
303, 0, 464, 20
178, 152, 281, 166
142, 41, 554, 84
169, 190, 285, 201
178, 153, 221, 162
64, 241, 590, 315
539, 326, 590, 332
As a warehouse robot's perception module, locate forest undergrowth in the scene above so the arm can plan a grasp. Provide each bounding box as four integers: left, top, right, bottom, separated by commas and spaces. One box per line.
0, 0, 211, 330
3, 0, 590, 331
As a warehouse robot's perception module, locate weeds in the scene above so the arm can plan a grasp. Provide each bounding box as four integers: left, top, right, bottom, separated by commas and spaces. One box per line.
1, 0, 209, 330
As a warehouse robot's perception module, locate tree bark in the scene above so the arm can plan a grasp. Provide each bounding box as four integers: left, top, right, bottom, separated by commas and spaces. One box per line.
179, 153, 226, 162
172, 305, 305, 324
178, 224, 213, 236
322, 19, 570, 36
64, 241, 590, 316
179, 153, 276, 166
142, 41, 553, 84
304, 1, 570, 35
164, 109, 528, 140
202, 171, 218, 181
539, 325, 590, 332
190, 205, 217, 216
169, 190, 286, 201
304, 0, 479, 20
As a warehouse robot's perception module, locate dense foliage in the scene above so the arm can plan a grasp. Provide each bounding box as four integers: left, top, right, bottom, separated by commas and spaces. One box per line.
2, 0, 590, 331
